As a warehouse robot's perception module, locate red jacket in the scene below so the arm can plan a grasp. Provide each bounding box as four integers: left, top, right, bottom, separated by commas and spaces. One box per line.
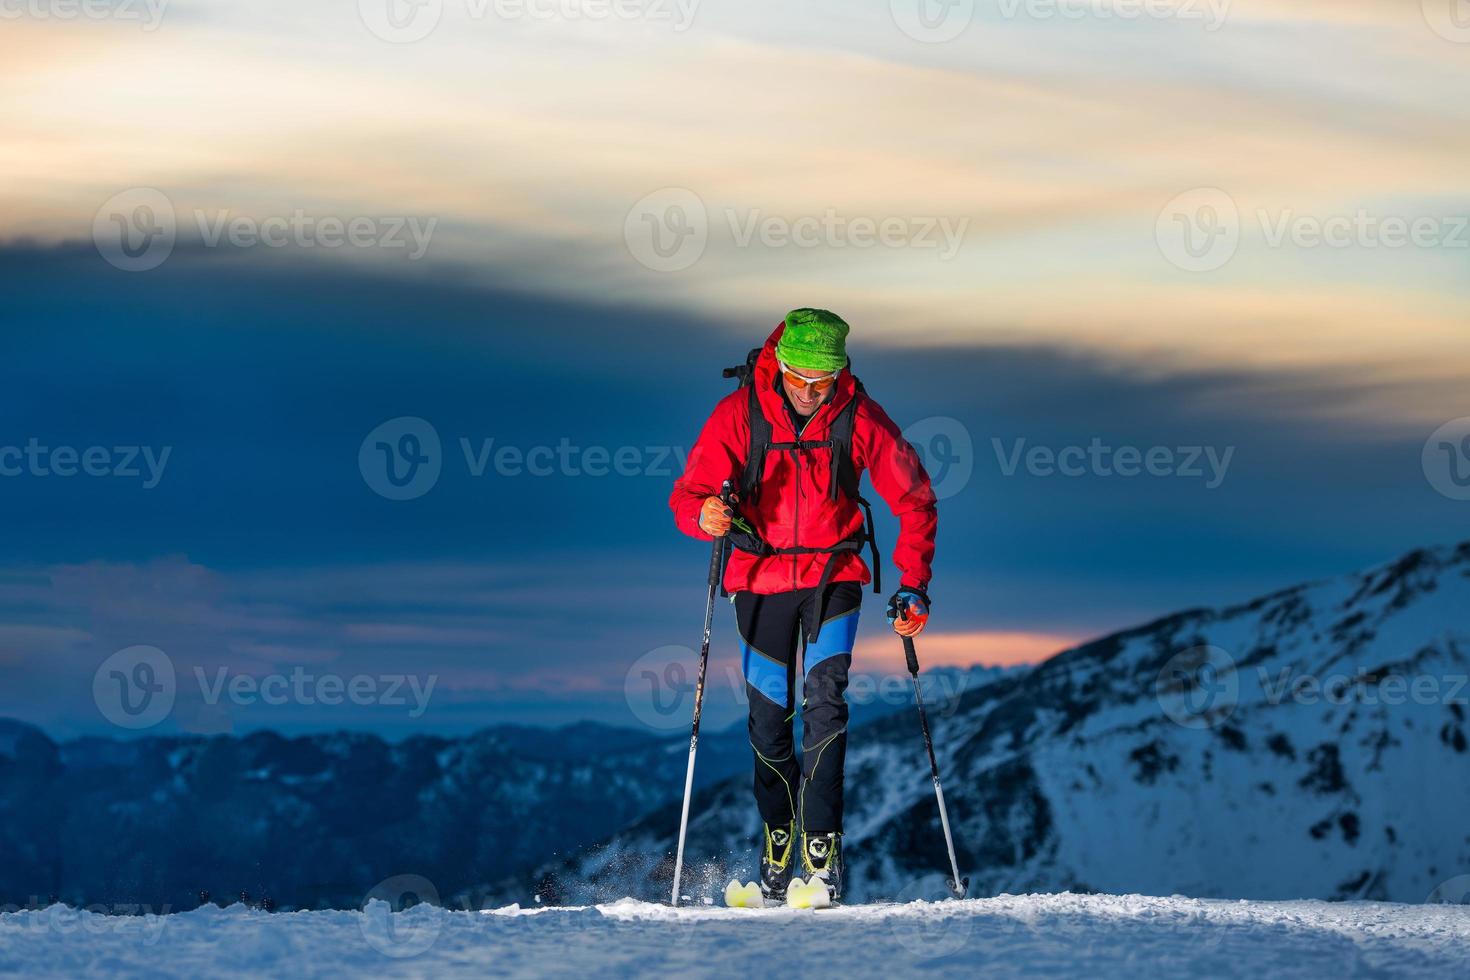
671, 323, 937, 595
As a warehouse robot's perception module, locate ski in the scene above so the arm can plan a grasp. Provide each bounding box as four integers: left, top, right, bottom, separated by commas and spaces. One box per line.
723, 880, 766, 908
785, 877, 834, 909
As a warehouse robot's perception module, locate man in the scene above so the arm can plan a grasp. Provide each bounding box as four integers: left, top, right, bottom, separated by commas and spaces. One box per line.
670, 308, 937, 904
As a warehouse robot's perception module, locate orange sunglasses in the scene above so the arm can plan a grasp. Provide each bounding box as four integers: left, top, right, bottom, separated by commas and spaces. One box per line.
778, 360, 840, 393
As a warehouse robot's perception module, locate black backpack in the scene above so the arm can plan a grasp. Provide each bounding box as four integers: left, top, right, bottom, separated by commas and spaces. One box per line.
720, 348, 882, 635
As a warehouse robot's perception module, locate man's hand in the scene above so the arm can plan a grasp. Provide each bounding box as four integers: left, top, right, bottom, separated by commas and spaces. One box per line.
698, 495, 735, 536
886, 588, 930, 637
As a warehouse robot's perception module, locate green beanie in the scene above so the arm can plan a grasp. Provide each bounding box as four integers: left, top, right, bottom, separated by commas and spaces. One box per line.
776, 308, 849, 373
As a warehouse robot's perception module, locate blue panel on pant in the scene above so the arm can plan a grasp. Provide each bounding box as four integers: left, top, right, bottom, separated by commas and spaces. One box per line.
804, 608, 859, 676
742, 639, 789, 708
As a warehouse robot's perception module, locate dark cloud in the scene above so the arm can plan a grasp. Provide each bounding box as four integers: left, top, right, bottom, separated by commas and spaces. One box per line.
0, 244, 1460, 734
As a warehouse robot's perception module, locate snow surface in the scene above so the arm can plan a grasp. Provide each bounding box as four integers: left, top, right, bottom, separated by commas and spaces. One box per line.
2, 893, 1466, 979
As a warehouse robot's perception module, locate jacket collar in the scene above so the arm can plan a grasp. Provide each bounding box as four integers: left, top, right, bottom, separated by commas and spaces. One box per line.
752, 322, 856, 439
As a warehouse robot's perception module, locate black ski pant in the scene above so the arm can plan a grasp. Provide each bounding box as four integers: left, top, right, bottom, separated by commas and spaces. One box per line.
734, 581, 861, 836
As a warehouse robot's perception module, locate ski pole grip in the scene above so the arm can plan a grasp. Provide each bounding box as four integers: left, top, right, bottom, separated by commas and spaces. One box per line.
706, 480, 734, 589
902, 634, 920, 676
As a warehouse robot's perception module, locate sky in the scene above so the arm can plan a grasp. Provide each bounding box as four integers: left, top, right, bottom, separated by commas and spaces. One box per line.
1, 0, 1466, 739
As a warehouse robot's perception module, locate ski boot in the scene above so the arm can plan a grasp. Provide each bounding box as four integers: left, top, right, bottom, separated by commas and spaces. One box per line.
787, 832, 842, 908
725, 821, 794, 908
759, 821, 795, 902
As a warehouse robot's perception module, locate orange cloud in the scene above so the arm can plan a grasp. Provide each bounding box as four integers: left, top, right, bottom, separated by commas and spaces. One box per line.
853, 629, 1080, 673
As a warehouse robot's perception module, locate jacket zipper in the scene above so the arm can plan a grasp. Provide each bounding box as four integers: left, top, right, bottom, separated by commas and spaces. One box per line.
790, 403, 824, 593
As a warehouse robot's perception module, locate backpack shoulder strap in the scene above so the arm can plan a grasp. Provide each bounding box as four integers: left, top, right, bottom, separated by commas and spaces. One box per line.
827, 380, 881, 594
827, 380, 865, 503
740, 375, 772, 503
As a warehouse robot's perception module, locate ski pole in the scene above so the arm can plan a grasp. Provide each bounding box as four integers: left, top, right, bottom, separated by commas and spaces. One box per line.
670, 480, 732, 907
901, 621, 969, 900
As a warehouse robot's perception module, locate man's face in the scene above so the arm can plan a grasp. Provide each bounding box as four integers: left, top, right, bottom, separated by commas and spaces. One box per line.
781, 364, 837, 417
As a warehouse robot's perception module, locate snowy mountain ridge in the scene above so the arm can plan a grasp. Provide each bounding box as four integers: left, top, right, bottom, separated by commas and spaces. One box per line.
542, 540, 1470, 905
0, 665, 1007, 910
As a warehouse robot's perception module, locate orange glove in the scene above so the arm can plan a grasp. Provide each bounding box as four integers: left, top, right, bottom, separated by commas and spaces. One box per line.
698, 495, 734, 536
887, 589, 930, 637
